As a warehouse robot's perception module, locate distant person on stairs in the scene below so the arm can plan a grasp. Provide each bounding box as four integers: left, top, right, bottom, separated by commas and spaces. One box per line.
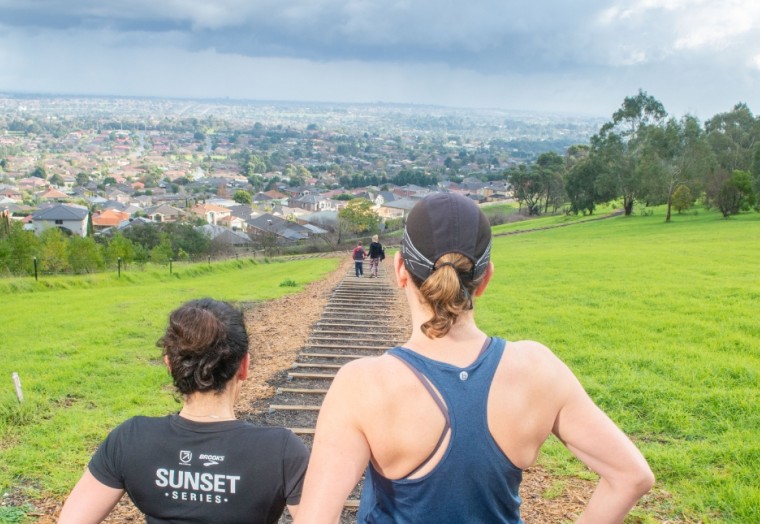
367, 235, 385, 278
59, 298, 309, 524
352, 242, 367, 277
295, 193, 653, 524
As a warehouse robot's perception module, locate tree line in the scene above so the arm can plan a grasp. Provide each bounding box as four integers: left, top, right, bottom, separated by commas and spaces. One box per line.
505, 91, 760, 221
0, 219, 221, 276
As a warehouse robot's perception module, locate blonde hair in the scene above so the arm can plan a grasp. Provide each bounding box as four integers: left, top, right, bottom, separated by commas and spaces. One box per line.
372, 235, 379, 242
410, 253, 484, 339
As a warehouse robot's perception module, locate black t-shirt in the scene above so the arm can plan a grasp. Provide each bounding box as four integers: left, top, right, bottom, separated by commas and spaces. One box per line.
88, 415, 309, 524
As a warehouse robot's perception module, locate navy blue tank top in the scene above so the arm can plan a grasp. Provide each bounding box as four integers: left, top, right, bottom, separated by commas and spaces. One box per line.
357, 337, 523, 523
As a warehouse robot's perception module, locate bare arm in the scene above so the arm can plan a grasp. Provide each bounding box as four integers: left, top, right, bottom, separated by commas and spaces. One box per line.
58, 469, 124, 524
295, 363, 372, 524
552, 366, 654, 523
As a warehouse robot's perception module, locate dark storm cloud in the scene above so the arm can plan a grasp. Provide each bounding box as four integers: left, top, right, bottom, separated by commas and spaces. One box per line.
0, 0, 605, 73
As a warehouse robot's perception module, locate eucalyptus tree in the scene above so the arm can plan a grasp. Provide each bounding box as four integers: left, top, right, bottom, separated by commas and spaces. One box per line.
591, 90, 668, 215
565, 158, 601, 215
534, 151, 567, 214
506, 163, 544, 215
637, 116, 715, 222
705, 103, 759, 172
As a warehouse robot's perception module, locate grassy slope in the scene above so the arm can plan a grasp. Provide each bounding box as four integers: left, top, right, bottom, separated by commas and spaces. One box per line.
0, 256, 340, 496
2, 208, 758, 521
478, 208, 759, 522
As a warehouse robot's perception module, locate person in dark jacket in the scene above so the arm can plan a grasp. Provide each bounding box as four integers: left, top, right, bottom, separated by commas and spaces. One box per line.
367, 235, 385, 278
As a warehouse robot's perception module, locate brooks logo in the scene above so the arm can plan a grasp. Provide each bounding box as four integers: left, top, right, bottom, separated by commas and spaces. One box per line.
198, 453, 225, 466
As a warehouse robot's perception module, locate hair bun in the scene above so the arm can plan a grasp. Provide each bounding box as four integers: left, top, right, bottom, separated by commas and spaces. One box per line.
170, 306, 227, 355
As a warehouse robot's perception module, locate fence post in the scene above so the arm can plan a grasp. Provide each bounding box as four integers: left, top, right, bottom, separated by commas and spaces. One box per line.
117, 257, 121, 278
12, 372, 23, 403
33, 257, 38, 281
169, 257, 173, 274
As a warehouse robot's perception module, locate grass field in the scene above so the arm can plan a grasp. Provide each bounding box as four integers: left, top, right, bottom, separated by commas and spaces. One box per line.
478, 207, 759, 522
2, 206, 759, 522
0, 256, 341, 502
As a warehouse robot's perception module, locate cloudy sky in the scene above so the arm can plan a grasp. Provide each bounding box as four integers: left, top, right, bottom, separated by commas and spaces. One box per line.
0, 0, 758, 119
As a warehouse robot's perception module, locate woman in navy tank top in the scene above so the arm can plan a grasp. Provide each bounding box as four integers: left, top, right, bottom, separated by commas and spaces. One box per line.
297, 193, 654, 523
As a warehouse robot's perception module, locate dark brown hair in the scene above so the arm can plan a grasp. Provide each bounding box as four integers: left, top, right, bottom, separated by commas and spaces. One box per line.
409, 253, 485, 339
157, 298, 249, 395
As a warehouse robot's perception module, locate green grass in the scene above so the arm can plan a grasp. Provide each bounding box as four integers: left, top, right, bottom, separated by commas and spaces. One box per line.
2, 206, 759, 522
0, 255, 340, 500
490, 202, 620, 235
477, 206, 760, 522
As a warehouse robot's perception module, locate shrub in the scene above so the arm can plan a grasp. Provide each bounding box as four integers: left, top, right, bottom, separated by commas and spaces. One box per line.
672, 184, 694, 214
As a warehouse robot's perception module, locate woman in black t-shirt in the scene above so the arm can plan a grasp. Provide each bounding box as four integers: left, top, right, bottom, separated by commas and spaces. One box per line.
60, 299, 309, 524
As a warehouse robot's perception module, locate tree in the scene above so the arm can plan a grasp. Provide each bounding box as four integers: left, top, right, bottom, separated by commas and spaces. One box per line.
0, 211, 10, 239
39, 227, 70, 273
732, 169, 755, 211
535, 152, 566, 213
162, 222, 212, 257
338, 199, 379, 241
705, 169, 743, 217
507, 164, 544, 215
122, 223, 162, 250
592, 90, 668, 215
86, 211, 94, 237
705, 103, 759, 172
49, 173, 65, 187
637, 116, 714, 222
150, 234, 174, 264
0, 222, 38, 274
565, 158, 601, 215
671, 184, 694, 214
68, 236, 104, 274
107, 233, 136, 268
30, 165, 47, 179
76, 172, 90, 187
233, 190, 252, 204
142, 166, 163, 187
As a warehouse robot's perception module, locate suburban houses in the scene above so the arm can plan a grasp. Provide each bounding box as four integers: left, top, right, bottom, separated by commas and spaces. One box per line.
0, 96, 558, 274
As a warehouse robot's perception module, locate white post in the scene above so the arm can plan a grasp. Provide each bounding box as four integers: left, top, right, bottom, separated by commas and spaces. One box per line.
12, 372, 23, 403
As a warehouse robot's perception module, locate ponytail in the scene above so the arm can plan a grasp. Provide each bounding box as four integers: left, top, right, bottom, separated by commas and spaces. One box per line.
411, 253, 484, 339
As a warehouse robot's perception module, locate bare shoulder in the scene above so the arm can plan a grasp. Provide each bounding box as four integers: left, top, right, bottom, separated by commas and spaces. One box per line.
506, 340, 566, 368
336, 353, 399, 377
330, 354, 404, 394
502, 340, 577, 389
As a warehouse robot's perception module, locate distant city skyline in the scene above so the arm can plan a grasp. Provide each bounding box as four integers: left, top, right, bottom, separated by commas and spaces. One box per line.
1, 1, 758, 120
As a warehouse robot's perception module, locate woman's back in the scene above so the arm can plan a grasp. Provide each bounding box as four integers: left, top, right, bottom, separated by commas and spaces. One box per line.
356, 338, 523, 523
335, 337, 564, 481
89, 415, 307, 524
297, 194, 653, 524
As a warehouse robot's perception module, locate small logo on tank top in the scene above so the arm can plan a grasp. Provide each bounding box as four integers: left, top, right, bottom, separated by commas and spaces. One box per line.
459, 371, 469, 381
